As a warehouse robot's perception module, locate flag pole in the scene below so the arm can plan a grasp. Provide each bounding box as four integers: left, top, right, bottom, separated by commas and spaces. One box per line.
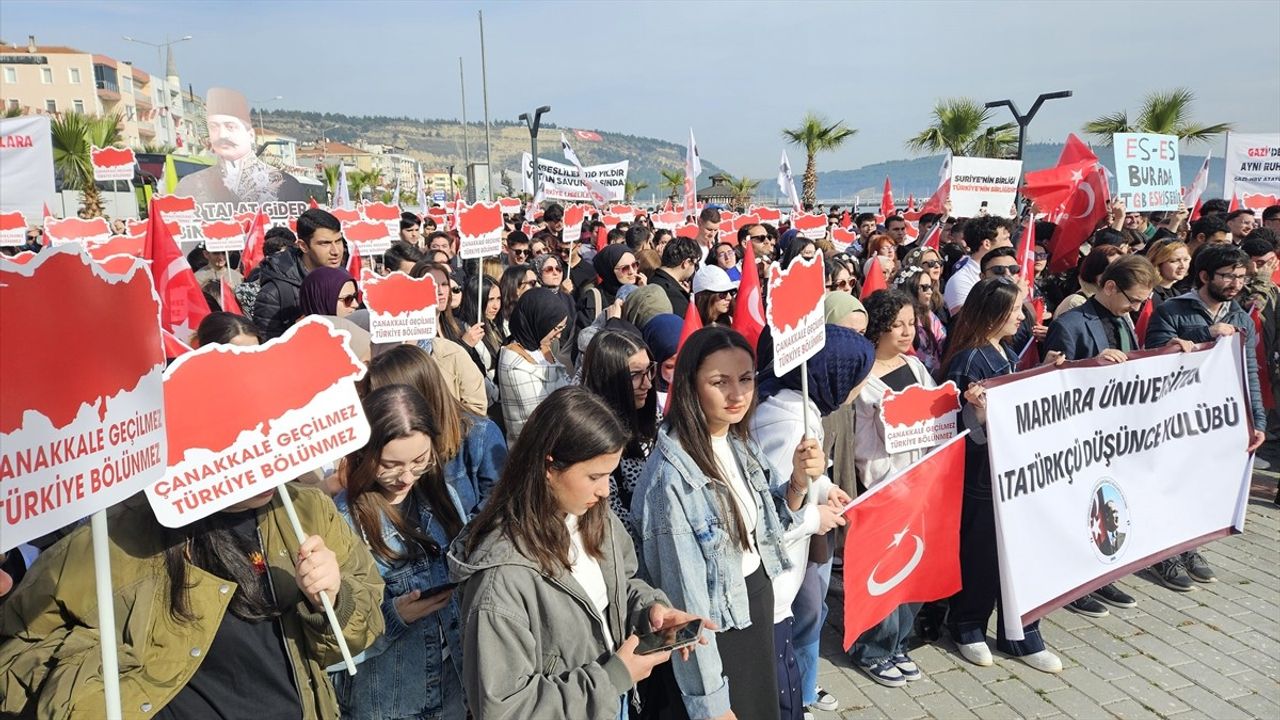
91, 510, 124, 720
800, 359, 810, 443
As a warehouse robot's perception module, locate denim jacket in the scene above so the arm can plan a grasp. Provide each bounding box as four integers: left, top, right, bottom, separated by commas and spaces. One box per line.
630, 427, 799, 719
443, 414, 508, 518
330, 488, 467, 720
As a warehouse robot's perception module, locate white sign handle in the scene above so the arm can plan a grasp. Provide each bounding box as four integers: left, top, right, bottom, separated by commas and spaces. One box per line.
800, 359, 811, 446
276, 485, 358, 675
91, 509, 124, 720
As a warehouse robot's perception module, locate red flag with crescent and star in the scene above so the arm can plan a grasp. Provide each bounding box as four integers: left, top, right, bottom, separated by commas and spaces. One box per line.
841, 433, 965, 648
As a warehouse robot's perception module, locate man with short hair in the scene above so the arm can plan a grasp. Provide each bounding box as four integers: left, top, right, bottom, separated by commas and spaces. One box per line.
542, 203, 565, 244
1186, 215, 1231, 256
1242, 232, 1280, 422
625, 225, 654, 253
1123, 211, 1155, 240
1263, 204, 1280, 233
426, 231, 454, 258
399, 212, 423, 247
943, 216, 1012, 314
884, 215, 908, 247
252, 208, 344, 338
384, 241, 426, 273
505, 231, 532, 267
1199, 198, 1230, 217
650, 236, 701, 319
738, 223, 774, 262
855, 212, 878, 247
695, 207, 722, 250
1226, 209, 1256, 241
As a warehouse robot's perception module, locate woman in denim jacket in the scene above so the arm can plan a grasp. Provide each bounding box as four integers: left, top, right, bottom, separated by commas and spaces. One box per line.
331, 385, 469, 719
364, 345, 508, 517
631, 327, 825, 720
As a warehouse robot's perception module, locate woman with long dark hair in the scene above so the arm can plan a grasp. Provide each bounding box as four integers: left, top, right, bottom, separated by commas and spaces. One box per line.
939, 279, 1065, 675
497, 287, 571, 443
450, 387, 705, 719
580, 329, 659, 535
330, 385, 468, 719
408, 260, 488, 415
631, 326, 823, 720
195, 311, 261, 347
891, 267, 947, 376
497, 264, 538, 338
458, 273, 503, 385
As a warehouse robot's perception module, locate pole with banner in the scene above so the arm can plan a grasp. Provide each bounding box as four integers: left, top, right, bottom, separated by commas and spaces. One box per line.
765, 254, 827, 442
456, 201, 504, 326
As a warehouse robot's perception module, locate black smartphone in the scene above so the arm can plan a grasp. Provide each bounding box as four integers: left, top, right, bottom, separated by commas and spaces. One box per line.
419, 582, 457, 599
636, 618, 703, 655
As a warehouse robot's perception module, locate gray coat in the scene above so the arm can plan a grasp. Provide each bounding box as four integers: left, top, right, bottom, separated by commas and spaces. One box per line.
448, 511, 669, 720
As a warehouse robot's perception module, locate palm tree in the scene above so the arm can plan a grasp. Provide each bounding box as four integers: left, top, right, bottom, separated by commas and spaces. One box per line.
906, 98, 1018, 158
1083, 88, 1232, 146
624, 179, 650, 203
362, 167, 385, 195
658, 169, 685, 205
451, 175, 467, 199
726, 175, 760, 208
50, 111, 123, 218
323, 164, 340, 195
347, 170, 369, 201
782, 113, 857, 206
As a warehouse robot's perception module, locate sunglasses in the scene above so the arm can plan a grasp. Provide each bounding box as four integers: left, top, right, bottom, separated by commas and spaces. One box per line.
987, 265, 1020, 277
827, 279, 852, 291
518, 279, 538, 289
615, 261, 639, 274
747, 234, 769, 242
450, 285, 462, 294
542, 264, 563, 274
338, 292, 361, 306
511, 248, 530, 257
921, 260, 942, 268
1034, 252, 1049, 261
715, 289, 737, 299
918, 284, 934, 291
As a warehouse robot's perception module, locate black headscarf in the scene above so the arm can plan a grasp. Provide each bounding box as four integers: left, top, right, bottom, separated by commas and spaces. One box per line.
592, 244, 631, 296
508, 287, 570, 350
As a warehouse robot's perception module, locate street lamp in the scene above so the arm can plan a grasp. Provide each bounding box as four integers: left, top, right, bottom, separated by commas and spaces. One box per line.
984, 90, 1073, 160
122, 35, 192, 144
252, 95, 284, 133
518, 105, 552, 201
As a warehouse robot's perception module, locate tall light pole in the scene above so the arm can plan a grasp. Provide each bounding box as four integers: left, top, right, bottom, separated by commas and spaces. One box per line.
518, 106, 551, 201
478, 10, 494, 200
458, 57, 470, 198
984, 90, 1073, 161
252, 95, 284, 133
122, 35, 192, 145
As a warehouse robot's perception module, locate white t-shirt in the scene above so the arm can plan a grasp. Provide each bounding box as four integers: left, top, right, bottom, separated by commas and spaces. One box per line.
711, 433, 762, 577
943, 256, 981, 314
566, 513, 614, 650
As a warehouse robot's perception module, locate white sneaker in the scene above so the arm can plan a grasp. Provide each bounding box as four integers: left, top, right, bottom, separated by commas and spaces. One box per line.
957, 641, 993, 666
1020, 650, 1063, 673
1255, 456, 1272, 471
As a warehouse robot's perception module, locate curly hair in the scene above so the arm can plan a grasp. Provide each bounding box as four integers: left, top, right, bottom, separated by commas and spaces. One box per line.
863, 289, 915, 346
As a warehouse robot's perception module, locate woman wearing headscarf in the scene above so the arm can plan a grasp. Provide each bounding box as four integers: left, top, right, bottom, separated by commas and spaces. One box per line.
823, 292, 867, 334
300, 266, 361, 318
622, 284, 673, 329
497, 287, 571, 444
641, 313, 682, 411
577, 243, 640, 330
752, 326, 875, 719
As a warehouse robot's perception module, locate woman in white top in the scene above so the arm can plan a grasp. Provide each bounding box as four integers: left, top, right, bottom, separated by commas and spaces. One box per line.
497, 287, 570, 443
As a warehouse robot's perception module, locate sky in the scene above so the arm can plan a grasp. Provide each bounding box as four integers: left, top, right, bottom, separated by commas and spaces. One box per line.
4, 0, 1278, 177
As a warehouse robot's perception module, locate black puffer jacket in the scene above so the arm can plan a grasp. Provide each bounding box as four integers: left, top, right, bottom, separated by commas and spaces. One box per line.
251, 247, 308, 338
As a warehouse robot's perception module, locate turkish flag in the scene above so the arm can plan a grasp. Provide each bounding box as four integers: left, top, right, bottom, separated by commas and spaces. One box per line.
861, 256, 887, 299
922, 222, 942, 252
308, 196, 320, 209
842, 434, 965, 647
1016, 220, 1037, 290
1021, 134, 1098, 214
143, 201, 210, 343
220, 278, 243, 316
879, 177, 895, 221
239, 211, 268, 278
1134, 297, 1154, 346
161, 328, 194, 358
1252, 306, 1275, 410
1048, 164, 1109, 274
347, 237, 363, 279
732, 239, 765, 351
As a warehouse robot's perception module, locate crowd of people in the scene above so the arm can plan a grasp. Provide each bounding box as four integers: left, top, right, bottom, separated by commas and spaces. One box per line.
2, 195, 1278, 720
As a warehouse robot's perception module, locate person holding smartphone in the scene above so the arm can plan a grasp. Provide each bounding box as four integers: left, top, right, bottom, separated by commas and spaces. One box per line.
450, 387, 706, 720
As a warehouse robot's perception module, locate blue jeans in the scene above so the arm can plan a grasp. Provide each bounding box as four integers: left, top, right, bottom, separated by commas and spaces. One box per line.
848, 603, 922, 665
791, 555, 833, 706
440, 658, 466, 720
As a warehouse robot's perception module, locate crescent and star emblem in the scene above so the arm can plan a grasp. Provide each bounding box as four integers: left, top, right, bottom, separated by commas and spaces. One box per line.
866, 525, 925, 597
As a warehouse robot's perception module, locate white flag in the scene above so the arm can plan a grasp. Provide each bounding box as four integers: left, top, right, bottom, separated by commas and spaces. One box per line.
686, 127, 701, 179
1182, 153, 1211, 209
415, 164, 428, 210
334, 163, 353, 210
777, 151, 802, 212
561, 132, 611, 206
938, 153, 952, 189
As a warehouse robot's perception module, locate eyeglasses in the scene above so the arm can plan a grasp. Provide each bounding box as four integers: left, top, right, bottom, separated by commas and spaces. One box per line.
519, 279, 538, 289
511, 248, 530, 258
630, 362, 657, 388
542, 264, 563, 274
1213, 271, 1248, 285
1120, 287, 1151, 306
1034, 252, 1049, 261
827, 279, 852, 291
921, 260, 942, 269
986, 265, 1020, 277
338, 292, 361, 306
375, 454, 436, 480
615, 261, 639, 274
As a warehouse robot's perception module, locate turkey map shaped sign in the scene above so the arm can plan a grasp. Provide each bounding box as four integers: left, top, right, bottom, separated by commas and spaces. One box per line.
0, 211, 26, 247
1, 246, 167, 551
879, 382, 961, 454
766, 254, 826, 375
44, 216, 111, 246
200, 220, 247, 253
152, 194, 200, 230
457, 201, 503, 259
146, 316, 370, 527
361, 270, 438, 343
562, 204, 587, 232
343, 219, 394, 256
362, 201, 402, 238
651, 210, 682, 231
90, 145, 136, 182
791, 212, 828, 240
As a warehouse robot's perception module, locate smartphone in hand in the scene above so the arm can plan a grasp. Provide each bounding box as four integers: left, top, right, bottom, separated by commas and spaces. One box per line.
636, 618, 703, 655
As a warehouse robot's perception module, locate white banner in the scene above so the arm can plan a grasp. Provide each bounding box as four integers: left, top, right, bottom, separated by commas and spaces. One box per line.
520, 152, 627, 202
949, 156, 1022, 218
1223, 132, 1280, 212
1112, 133, 1181, 211
0, 116, 59, 221
984, 338, 1252, 640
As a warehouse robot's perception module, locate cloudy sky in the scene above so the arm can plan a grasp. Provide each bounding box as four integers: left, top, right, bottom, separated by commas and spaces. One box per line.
4, 0, 1277, 176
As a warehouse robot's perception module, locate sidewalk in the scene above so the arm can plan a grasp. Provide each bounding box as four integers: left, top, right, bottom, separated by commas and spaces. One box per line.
814, 471, 1280, 719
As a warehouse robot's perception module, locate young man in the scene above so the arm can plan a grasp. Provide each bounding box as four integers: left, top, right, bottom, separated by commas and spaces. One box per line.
1263, 205, 1280, 234
739, 223, 774, 262
1226, 209, 1257, 242
694, 207, 721, 253
1146, 245, 1269, 587
252, 208, 344, 338
384, 241, 426, 273
649, 236, 701, 319
1185, 215, 1232, 257
884, 215, 908, 248
943, 215, 1012, 314
504, 231, 532, 267
399, 211, 423, 247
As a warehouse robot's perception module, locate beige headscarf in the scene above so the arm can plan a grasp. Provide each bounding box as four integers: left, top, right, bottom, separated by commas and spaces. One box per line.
622, 284, 673, 328
823, 291, 866, 326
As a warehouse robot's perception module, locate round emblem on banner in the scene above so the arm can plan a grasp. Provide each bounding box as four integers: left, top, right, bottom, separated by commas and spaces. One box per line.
1088, 479, 1130, 563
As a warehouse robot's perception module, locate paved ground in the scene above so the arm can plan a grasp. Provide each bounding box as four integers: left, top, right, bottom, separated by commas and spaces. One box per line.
814, 469, 1280, 720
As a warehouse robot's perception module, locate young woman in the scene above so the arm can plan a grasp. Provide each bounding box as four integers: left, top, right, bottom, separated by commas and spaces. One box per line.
1147, 239, 1191, 306
581, 329, 659, 536
331, 385, 469, 720
0, 489, 384, 718
823, 292, 867, 334
458, 273, 504, 385
300, 266, 361, 318
533, 253, 566, 291
195, 311, 260, 347
693, 265, 737, 327
847, 289, 939, 686
497, 287, 571, 443
631, 326, 824, 720
891, 268, 947, 376
862, 235, 898, 282
450, 387, 705, 719
752, 326, 874, 718
641, 313, 683, 412
826, 260, 856, 295
364, 345, 507, 518
498, 264, 538, 337
708, 242, 741, 282
579, 244, 641, 328
939, 279, 1065, 675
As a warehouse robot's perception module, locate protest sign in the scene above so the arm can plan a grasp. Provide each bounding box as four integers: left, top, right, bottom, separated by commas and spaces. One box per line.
343, 219, 394, 256
0, 115, 58, 222
152, 194, 199, 224
949, 156, 1022, 218
1112, 133, 1180, 211
751, 206, 783, 223
146, 316, 369, 527
608, 204, 637, 222
520, 152, 627, 202
457, 201, 504, 259
651, 210, 682, 230
766, 255, 826, 375
497, 196, 523, 214
0, 210, 27, 247
1223, 132, 1280, 211
790, 212, 828, 240
331, 207, 362, 224
362, 201, 402, 237
1, 246, 166, 551
675, 223, 699, 240
562, 204, 588, 232
984, 339, 1252, 640
879, 382, 961, 454
199, 220, 247, 253
831, 227, 857, 251
90, 145, 136, 183
43, 216, 111, 246
87, 235, 146, 262
361, 270, 438, 342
